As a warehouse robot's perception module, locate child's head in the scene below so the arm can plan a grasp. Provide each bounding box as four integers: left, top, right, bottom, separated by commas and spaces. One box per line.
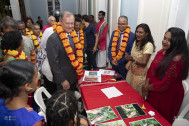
46, 89, 79, 126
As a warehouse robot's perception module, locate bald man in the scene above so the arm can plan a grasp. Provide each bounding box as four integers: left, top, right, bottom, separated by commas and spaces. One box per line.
42, 16, 56, 33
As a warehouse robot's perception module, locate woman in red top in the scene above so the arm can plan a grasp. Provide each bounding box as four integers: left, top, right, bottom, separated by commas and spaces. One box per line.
142, 27, 189, 124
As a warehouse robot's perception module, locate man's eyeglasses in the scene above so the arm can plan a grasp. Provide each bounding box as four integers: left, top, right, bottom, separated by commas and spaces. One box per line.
118, 23, 127, 26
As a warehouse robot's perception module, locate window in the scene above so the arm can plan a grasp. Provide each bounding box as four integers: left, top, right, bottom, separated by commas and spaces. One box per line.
47, 0, 60, 17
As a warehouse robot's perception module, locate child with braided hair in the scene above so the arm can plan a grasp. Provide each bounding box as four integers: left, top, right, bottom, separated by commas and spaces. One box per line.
46, 89, 88, 126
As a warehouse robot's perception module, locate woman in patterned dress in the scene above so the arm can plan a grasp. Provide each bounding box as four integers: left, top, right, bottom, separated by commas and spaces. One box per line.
125, 23, 155, 95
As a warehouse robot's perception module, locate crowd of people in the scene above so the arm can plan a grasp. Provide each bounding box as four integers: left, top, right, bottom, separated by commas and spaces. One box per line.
0, 10, 188, 125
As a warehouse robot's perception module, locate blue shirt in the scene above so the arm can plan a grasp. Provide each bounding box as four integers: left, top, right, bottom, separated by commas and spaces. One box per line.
0, 99, 44, 126
83, 24, 97, 47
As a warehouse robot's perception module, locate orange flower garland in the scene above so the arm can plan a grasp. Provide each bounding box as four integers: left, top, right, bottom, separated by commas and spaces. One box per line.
30, 30, 41, 51
26, 28, 30, 32
79, 29, 84, 50
25, 30, 31, 38
111, 26, 130, 61
30, 48, 35, 64
53, 22, 83, 75
4, 49, 29, 61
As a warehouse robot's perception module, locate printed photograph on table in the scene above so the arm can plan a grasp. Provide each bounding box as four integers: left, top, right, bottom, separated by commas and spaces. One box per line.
84, 76, 99, 82
99, 69, 115, 75
84, 71, 101, 82
115, 103, 146, 119
89, 71, 98, 76
95, 119, 126, 126
129, 117, 161, 126
86, 106, 118, 124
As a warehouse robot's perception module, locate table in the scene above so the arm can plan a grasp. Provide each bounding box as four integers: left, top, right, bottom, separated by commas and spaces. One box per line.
79, 75, 171, 126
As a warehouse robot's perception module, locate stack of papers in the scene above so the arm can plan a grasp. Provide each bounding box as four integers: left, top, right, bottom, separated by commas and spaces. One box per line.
101, 86, 123, 99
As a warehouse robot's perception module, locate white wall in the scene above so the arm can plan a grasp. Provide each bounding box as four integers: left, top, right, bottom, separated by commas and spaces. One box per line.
24, 0, 31, 17
61, 0, 77, 14
108, 0, 121, 38
120, 0, 139, 33
138, 0, 171, 58
80, 0, 87, 15
96, 0, 108, 21
167, 0, 189, 38
24, 0, 48, 26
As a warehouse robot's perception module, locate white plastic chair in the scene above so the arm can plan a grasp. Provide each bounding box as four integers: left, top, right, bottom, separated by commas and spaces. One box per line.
38, 111, 47, 122
182, 80, 189, 96
34, 87, 51, 121
173, 103, 189, 126
173, 80, 189, 125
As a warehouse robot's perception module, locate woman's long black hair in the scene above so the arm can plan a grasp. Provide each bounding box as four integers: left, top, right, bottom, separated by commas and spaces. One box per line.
156, 27, 189, 80
0, 60, 35, 99
135, 23, 156, 52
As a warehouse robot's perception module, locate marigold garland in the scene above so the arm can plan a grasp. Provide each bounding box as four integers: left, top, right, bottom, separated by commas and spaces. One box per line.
25, 30, 31, 38
30, 48, 35, 64
53, 22, 83, 75
4, 49, 29, 61
30, 30, 41, 51
25, 29, 35, 64
79, 29, 84, 50
26, 28, 30, 33
111, 26, 130, 61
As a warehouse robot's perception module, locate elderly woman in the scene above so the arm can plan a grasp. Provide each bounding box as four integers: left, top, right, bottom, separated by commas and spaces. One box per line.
125, 23, 155, 95
0, 60, 44, 125
142, 27, 189, 124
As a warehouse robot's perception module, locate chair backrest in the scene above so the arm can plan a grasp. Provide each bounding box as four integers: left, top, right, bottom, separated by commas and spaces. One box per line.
34, 87, 51, 113
183, 80, 189, 96
38, 111, 47, 122
173, 78, 189, 125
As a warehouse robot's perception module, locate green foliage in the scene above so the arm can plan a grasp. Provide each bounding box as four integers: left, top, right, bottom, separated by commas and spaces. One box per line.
122, 104, 140, 117
87, 106, 117, 124
130, 118, 161, 126
96, 120, 126, 126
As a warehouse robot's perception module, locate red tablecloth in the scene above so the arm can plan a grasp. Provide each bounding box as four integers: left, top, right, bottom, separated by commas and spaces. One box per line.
79, 79, 171, 126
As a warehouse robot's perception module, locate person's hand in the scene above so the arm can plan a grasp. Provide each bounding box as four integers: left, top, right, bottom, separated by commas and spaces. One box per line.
61, 80, 70, 90
142, 78, 149, 100
78, 77, 83, 85
93, 46, 97, 52
125, 52, 134, 61
125, 62, 131, 70
111, 60, 118, 66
